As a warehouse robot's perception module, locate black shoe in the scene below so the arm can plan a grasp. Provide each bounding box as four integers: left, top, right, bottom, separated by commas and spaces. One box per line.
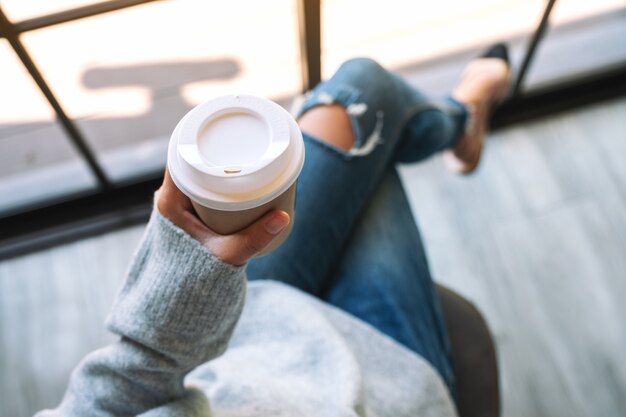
481, 43, 509, 65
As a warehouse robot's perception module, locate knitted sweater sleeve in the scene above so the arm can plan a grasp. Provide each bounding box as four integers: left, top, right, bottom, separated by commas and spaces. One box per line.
35, 209, 247, 417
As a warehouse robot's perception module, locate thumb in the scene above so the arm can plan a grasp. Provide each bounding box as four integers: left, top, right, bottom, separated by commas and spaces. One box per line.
210, 210, 290, 266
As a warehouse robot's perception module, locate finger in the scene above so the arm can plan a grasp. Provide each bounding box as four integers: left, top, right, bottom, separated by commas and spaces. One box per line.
160, 169, 193, 210
157, 168, 216, 242
157, 168, 193, 218
209, 210, 290, 266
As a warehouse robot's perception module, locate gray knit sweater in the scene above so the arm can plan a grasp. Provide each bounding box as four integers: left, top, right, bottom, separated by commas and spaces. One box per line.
35, 210, 456, 417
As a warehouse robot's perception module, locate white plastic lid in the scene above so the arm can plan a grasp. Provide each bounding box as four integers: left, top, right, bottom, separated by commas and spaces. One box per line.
167, 94, 305, 211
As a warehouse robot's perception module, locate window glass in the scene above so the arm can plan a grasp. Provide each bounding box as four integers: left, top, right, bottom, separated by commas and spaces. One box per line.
522, 2, 626, 91
19, 0, 301, 182
321, 0, 546, 77
2, 0, 624, 214
320, 0, 625, 96
0, 40, 97, 215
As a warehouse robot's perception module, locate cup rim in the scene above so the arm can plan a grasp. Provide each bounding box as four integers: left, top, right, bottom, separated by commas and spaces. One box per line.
167, 95, 305, 211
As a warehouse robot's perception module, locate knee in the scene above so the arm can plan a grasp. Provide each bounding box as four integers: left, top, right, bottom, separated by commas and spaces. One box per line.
335, 58, 389, 87
340, 57, 385, 74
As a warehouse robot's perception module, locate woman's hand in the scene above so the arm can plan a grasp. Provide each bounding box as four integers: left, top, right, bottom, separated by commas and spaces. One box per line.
156, 169, 290, 266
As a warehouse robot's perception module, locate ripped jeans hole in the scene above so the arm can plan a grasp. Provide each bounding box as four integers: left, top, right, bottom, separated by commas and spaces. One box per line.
349, 111, 384, 157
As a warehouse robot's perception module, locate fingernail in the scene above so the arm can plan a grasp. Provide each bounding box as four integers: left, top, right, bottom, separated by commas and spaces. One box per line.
264, 215, 289, 235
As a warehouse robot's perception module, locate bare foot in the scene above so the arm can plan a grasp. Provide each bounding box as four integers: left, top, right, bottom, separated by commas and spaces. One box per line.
443, 58, 510, 174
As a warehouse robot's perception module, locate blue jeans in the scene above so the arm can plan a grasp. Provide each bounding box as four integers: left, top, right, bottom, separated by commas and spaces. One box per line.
247, 58, 468, 398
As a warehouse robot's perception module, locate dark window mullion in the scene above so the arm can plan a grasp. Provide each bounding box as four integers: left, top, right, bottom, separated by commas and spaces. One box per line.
511, 0, 558, 97
297, 0, 321, 92
15, 0, 160, 33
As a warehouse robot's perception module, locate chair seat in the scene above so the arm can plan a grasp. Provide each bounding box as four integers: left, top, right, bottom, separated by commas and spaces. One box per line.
436, 285, 500, 417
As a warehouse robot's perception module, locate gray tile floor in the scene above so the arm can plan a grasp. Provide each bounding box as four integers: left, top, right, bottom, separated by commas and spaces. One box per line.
398, 97, 626, 417
1, 99, 625, 416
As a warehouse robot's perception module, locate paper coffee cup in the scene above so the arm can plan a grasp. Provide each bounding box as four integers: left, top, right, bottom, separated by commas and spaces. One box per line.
167, 94, 305, 255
